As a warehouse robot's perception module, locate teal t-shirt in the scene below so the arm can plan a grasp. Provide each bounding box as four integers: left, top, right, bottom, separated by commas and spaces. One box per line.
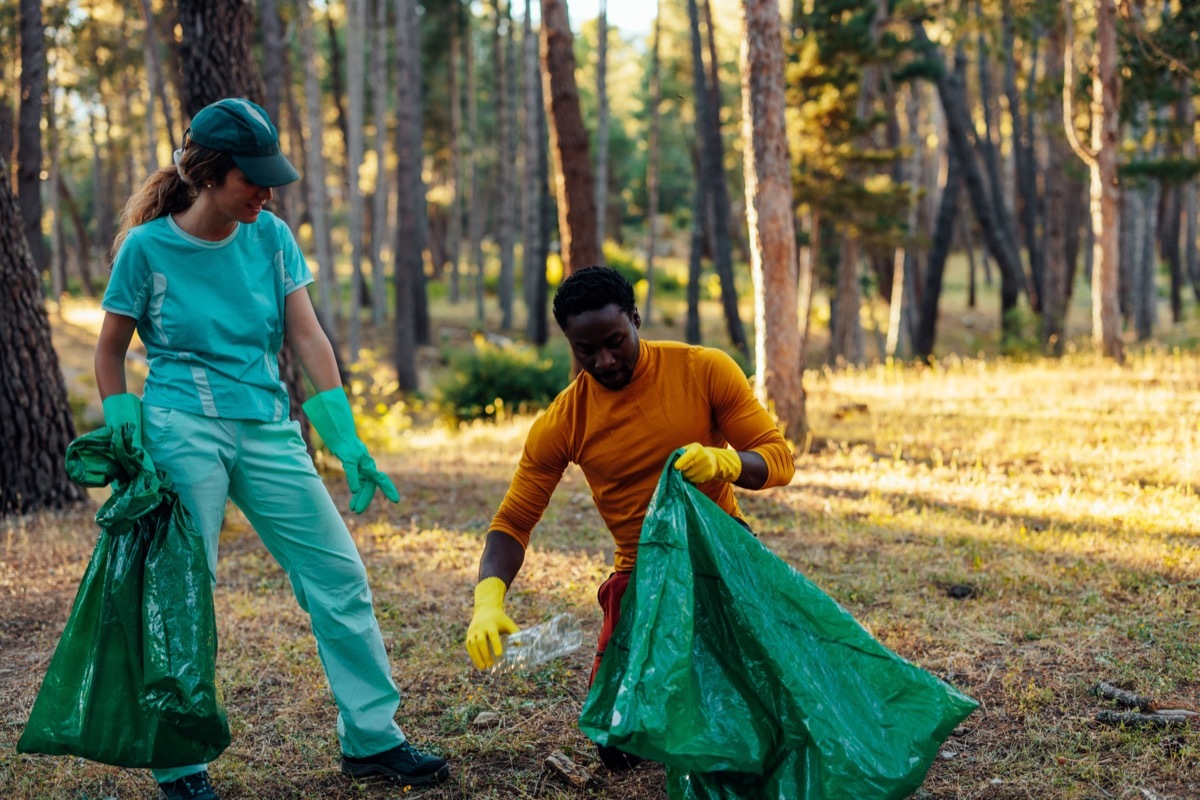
102, 211, 313, 422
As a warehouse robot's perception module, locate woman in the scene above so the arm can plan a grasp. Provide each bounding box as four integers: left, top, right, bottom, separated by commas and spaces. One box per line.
96, 98, 448, 800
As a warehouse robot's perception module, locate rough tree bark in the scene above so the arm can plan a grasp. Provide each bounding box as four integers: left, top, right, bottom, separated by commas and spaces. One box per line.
393, 0, 424, 390
0, 161, 85, 516
18, 0, 46, 273
540, 0, 599, 277
740, 0, 807, 443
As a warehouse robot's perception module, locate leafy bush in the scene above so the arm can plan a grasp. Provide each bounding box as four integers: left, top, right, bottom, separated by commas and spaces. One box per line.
438, 335, 571, 422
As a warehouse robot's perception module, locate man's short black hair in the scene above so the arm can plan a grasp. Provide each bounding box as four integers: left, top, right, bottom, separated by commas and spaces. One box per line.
552, 266, 636, 330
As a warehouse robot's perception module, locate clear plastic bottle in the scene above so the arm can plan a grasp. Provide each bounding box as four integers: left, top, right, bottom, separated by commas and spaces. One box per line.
489, 613, 584, 676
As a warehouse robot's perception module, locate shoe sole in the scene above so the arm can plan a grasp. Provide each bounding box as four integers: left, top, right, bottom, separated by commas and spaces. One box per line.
341, 761, 451, 786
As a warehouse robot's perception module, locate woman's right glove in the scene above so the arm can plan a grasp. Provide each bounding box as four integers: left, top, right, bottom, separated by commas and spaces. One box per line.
466, 577, 520, 670
302, 387, 400, 514
102, 393, 156, 475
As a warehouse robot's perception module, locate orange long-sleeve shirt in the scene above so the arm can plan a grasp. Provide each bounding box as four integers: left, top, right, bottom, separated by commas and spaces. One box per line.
490, 339, 795, 571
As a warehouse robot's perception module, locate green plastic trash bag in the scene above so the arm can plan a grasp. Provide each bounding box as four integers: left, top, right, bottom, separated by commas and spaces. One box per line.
579, 452, 978, 799
17, 423, 230, 768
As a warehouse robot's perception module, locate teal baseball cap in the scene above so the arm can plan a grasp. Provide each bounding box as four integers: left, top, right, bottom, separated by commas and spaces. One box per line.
187, 98, 300, 188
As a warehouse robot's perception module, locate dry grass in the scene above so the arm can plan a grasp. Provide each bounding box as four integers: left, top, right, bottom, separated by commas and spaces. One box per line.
2, 297, 1199, 799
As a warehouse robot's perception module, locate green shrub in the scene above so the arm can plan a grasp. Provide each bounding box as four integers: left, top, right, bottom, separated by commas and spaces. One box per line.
438, 336, 571, 422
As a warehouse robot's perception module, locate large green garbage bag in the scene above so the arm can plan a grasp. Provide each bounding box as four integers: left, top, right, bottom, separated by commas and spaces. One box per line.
579, 452, 978, 799
17, 424, 230, 768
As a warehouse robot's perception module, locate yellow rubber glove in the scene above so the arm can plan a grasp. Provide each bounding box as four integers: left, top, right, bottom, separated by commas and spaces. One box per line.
466, 577, 520, 670
674, 442, 742, 484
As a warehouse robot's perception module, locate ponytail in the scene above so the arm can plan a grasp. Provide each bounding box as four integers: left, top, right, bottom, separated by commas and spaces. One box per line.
110, 167, 195, 261
109, 142, 236, 262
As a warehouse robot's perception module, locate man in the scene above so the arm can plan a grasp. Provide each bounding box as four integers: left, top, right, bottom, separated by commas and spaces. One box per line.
464, 266, 794, 769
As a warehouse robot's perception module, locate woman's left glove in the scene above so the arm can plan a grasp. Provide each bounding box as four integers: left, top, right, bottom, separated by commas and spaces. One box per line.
302, 387, 400, 514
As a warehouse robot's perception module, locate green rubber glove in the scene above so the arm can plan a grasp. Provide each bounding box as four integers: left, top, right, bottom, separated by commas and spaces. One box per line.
302, 387, 400, 514
674, 442, 743, 484
466, 577, 520, 670
102, 393, 155, 475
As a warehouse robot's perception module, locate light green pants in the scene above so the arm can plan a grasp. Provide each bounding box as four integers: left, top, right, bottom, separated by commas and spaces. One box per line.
142, 406, 405, 783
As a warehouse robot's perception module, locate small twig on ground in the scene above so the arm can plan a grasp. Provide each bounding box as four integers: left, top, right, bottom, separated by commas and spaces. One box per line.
1096, 710, 1198, 728
1092, 680, 1199, 727
1093, 681, 1154, 711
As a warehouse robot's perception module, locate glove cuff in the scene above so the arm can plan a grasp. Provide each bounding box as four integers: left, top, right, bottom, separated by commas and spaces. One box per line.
102, 393, 141, 427
714, 448, 743, 482
474, 576, 508, 611
302, 387, 367, 462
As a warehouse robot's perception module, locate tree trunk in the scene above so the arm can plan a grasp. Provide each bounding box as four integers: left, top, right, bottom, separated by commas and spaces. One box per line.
830, 234, 864, 366
0, 62, 15, 180
1137, 173, 1159, 340
534, 72, 554, 346
1184, 81, 1199, 303
393, 0, 424, 389
915, 110, 964, 361
642, 5, 663, 326
495, 0, 517, 328
1003, 1, 1044, 315
57, 176, 95, 297
1092, 0, 1123, 360
1160, 180, 1182, 323
46, 76, 64, 301
89, 111, 114, 260
371, 0, 391, 324
345, 0, 367, 359
887, 83, 923, 360
699, 0, 747, 357
139, 3, 160, 171
281, 51, 310, 231
0, 161, 85, 516
523, 0, 549, 344
687, 161, 704, 344
178, 0, 266, 113
325, 7, 350, 168
913, 24, 1026, 333
594, 0, 609, 260
1041, 19, 1069, 355
297, 0, 340, 353
466, 17, 486, 320
259, 0, 295, 231
971, 3, 1026, 336
740, 0, 806, 442
447, 8, 464, 304
18, 0, 46, 274
540, 0, 599, 277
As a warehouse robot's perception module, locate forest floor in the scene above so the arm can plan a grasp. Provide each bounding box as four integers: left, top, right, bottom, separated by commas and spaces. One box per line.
2, 294, 1199, 799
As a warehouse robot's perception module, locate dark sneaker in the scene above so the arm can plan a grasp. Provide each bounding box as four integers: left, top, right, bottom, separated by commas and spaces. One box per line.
597, 744, 644, 771
341, 741, 450, 786
157, 770, 218, 800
